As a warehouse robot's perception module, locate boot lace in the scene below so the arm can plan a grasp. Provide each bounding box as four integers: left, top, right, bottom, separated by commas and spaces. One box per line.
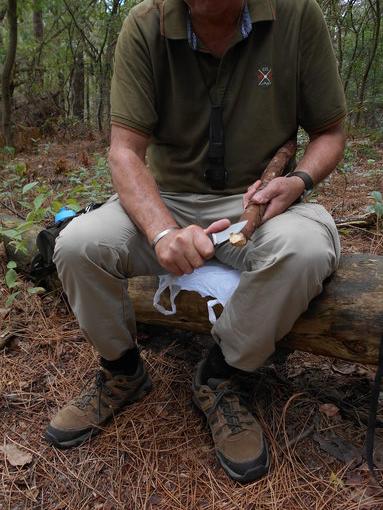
73, 371, 114, 422
206, 386, 254, 435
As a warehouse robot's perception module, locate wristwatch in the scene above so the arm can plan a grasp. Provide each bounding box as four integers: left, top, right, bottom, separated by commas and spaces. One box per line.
286, 170, 314, 199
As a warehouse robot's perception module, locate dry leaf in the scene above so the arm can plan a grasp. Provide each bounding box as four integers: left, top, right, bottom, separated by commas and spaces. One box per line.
287, 366, 305, 378
54, 158, 69, 174
313, 433, 362, 464
148, 493, 162, 507
80, 151, 91, 167
25, 487, 39, 502
331, 363, 357, 375
0, 307, 10, 319
0, 330, 13, 350
319, 403, 340, 417
329, 471, 345, 488
355, 366, 377, 380
1, 443, 33, 467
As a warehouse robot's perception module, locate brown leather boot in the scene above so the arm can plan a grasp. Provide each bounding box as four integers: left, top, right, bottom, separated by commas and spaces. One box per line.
45, 359, 152, 448
192, 360, 269, 483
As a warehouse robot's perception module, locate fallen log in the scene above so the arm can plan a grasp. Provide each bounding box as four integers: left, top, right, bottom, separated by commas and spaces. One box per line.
128, 255, 383, 365
1, 213, 382, 365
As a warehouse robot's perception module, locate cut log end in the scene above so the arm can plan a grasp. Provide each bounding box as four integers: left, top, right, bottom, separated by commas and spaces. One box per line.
229, 232, 247, 247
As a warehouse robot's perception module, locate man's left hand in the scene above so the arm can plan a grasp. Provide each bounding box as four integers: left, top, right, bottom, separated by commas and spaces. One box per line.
244, 176, 305, 223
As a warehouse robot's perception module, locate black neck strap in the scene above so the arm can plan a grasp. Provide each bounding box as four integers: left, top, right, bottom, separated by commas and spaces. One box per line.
205, 105, 227, 190
195, 47, 240, 190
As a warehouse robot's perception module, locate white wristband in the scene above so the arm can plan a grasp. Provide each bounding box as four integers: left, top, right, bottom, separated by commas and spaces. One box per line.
151, 227, 179, 249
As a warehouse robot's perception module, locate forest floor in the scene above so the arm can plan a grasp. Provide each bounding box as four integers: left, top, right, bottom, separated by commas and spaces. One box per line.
0, 130, 383, 509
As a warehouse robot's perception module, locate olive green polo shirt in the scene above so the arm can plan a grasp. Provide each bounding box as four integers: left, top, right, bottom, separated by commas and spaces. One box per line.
111, 0, 347, 195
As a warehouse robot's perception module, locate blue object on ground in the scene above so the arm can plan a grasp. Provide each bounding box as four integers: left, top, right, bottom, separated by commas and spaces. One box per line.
55, 207, 76, 224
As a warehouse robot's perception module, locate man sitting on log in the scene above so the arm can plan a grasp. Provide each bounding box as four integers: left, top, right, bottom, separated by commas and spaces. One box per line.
45, 0, 346, 483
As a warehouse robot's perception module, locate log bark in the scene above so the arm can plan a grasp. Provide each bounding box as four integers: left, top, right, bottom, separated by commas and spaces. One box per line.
1, 214, 382, 365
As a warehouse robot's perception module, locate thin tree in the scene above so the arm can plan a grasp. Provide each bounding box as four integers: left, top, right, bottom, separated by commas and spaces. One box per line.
1, 0, 17, 146
71, 40, 85, 120
33, 0, 44, 88
355, 0, 381, 125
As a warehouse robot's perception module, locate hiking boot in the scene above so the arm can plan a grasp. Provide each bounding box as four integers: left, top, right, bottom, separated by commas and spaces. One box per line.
192, 360, 269, 483
45, 358, 152, 449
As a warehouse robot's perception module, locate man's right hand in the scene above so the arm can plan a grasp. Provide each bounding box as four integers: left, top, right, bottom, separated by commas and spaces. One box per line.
154, 219, 230, 276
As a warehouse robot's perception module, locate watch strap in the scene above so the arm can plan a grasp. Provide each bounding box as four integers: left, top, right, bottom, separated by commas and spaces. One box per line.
286, 171, 314, 191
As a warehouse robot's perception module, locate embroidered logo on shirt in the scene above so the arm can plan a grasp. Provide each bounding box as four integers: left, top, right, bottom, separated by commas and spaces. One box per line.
257, 66, 272, 87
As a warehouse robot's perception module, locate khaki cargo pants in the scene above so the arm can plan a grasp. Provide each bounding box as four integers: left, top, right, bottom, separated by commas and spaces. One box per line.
53, 192, 340, 372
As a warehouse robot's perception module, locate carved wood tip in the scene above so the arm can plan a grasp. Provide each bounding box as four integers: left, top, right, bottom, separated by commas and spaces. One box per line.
229, 232, 247, 247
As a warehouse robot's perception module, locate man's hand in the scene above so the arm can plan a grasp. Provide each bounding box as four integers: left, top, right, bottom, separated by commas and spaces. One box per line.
154, 219, 230, 276
243, 176, 305, 223
242, 122, 345, 225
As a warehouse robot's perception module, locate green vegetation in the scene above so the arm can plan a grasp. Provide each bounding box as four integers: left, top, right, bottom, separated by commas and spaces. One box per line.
0, 150, 112, 250
0, 151, 113, 306
369, 190, 383, 232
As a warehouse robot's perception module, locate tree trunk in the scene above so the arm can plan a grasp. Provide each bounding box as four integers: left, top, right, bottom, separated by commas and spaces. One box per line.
103, 0, 120, 131
56, 71, 65, 113
1, 0, 17, 146
85, 59, 90, 125
355, 0, 381, 126
0, 4, 7, 48
97, 63, 104, 132
71, 42, 84, 120
33, 0, 44, 88
0, 214, 382, 366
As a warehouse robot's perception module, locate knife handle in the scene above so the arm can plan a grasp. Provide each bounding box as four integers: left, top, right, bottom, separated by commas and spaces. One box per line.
206, 232, 215, 246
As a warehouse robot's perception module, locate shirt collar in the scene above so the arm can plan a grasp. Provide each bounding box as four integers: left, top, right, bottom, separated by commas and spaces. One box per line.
161, 0, 276, 40
186, 2, 253, 50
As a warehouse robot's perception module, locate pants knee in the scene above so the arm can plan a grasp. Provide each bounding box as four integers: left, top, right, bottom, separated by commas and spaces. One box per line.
53, 220, 86, 269
248, 224, 335, 276
53, 220, 132, 280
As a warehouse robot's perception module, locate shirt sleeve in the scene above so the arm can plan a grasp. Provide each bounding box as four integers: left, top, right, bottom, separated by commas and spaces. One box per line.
298, 0, 347, 133
110, 13, 158, 135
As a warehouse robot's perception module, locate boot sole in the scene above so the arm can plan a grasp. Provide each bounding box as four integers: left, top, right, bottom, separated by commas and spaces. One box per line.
216, 449, 270, 484
45, 376, 153, 449
192, 394, 270, 483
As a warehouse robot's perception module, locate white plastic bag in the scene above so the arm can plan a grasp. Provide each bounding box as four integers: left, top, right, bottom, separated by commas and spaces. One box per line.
153, 261, 241, 324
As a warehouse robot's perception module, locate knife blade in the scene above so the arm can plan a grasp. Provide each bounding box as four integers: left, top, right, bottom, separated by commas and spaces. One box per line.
208, 220, 248, 246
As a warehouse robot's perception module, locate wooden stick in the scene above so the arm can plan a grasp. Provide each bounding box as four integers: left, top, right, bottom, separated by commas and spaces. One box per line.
335, 212, 377, 229
231, 139, 297, 245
